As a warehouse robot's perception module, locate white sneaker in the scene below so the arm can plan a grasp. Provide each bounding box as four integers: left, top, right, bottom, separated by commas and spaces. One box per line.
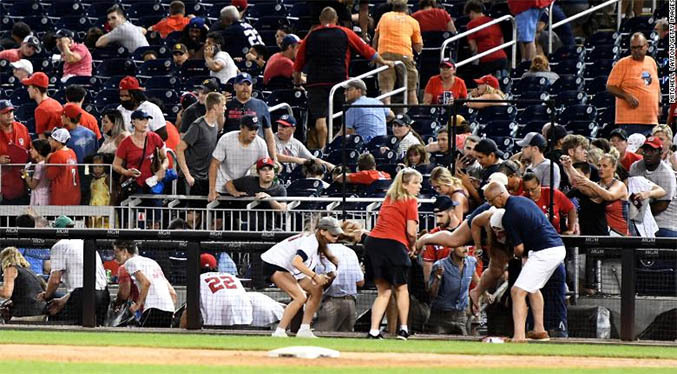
296, 329, 318, 338
272, 329, 288, 337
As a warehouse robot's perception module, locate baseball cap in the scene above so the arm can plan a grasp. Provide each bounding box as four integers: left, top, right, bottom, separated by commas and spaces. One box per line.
53, 215, 75, 228
609, 128, 628, 141
489, 209, 505, 230
180, 91, 198, 109
119, 76, 142, 91
627, 133, 646, 153
482, 172, 509, 191
200, 253, 217, 269
21, 71, 49, 88
439, 58, 455, 69
22, 35, 42, 54
276, 114, 296, 127
188, 17, 207, 29
10, 59, 33, 75
392, 113, 412, 127
317, 216, 344, 236
345, 79, 367, 92
642, 136, 663, 150
51, 128, 71, 144
256, 157, 275, 170
240, 114, 259, 129
547, 124, 569, 143
55, 28, 75, 39
197, 78, 219, 92
474, 138, 504, 157
281, 34, 300, 50
234, 72, 253, 85
0, 100, 14, 114
62, 103, 82, 119
131, 109, 153, 120
232, 0, 248, 10
172, 43, 188, 54
433, 195, 458, 212
474, 74, 500, 90
517, 132, 547, 148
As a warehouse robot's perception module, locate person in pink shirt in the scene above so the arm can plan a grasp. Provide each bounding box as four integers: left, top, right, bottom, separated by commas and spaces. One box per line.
0, 35, 41, 62
55, 29, 92, 83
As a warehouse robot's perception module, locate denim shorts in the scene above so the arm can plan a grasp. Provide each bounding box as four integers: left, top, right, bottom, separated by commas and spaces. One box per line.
515, 7, 544, 42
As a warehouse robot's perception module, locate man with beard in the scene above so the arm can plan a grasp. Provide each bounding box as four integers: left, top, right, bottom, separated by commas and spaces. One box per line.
338, 79, 393, 143
421, 196, 460, 283
116, 76, 168, 141
178, 17, 208, 60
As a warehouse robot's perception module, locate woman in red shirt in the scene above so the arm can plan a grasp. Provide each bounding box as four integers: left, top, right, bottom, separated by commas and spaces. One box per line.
423, 58, 468, 105
365, 168, 422, 340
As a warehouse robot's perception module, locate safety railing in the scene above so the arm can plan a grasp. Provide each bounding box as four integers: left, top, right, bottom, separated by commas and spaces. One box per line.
440, 14, 517, 69
0, 163, 115, 197
327, 60, 408, 140
548, 0, 623, 54
268, 102, 294, 117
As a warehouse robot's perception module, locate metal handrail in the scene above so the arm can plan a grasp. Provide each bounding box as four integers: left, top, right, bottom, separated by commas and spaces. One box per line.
131, 194, 436, 204
327, 60, 408, 140
268, 102, 293, 117
440, 14, 517, 69
548, 0, 623, 54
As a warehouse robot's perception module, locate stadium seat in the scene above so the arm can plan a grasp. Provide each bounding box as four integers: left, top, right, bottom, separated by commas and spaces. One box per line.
548, 74, 583, 94
95, 58, 137, 78
411, 117, 439, 136
583, 59, 614, 79
515, 121, 547, 138
9, 88, 31, 105
144, 76, 180, 90
328, 149, 360, 168
566, 120, 598, 138
146, 89, 180, 106
365, 179, 392, 197
127, 2, 165, 19
178, 59, 210, 80
475, 105, 517, 125
286, 179, 325, 197
133, 46, 171, 62
551, 59, 584, 76
20, 16, 54, 32
517, 104, 554, 125
584, 31, 619, 49
589, 91, 615, 110
137, 59, 174, 78
91, 46, 130, 61
554, 90, 586, 108
46, 1, 86, 17
54, 16, 93, 33
14, 102, 37, 122
326, 135, 364, 154
93, 89, 120, 109
62, 76, 102, 93
585, 44, 619, 62
479, 120, 516, 137
548, 44, 586, 63
6, 2, 44, 17
558, 104, 597, 124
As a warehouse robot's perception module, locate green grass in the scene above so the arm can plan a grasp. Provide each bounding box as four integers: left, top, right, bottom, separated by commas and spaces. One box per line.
2, 362, 677, 374
1, 330, 677, 359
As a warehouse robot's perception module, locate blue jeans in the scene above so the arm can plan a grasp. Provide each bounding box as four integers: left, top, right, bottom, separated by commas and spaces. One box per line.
655, 228, 677, 237
619, 124, 654, 137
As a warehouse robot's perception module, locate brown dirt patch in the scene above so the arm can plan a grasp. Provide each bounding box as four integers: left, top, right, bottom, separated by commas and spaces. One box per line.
1, 344, 677, 368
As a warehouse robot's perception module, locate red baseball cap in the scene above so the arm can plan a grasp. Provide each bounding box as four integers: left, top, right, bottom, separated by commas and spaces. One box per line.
642, 136, 663, 150
119, 76, 143, 91
21, 72, 49, 89
62, 103, 82, 119
474, 74, 500, 90
232, 0, 248, 10
200, 253, 217, 269
256, 157, 275, 170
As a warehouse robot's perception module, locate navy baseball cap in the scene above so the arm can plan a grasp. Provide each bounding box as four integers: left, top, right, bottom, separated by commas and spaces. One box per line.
517, 132, 547, 148
433, 195, 458, 212
240, 114, 260, 129
474, 138, 504, 157
131, 109, 153, 120
610, 128, 628, 140
392, 113, 412, 127
0, 100, 15, 114
276, 114, 296, 127
197, 78, 219, 92
281, 34, 300, 50
234, 72, 253, 85
55, 29, 74, 39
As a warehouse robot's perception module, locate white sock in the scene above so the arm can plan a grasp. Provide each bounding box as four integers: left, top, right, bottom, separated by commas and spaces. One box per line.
400, 325, 408, 333
369, 329, 381, 336
275, 327, 286, 334
299, 324, 311, 331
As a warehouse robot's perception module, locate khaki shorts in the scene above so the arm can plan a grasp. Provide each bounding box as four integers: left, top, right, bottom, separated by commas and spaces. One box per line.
378, 52, 418, 92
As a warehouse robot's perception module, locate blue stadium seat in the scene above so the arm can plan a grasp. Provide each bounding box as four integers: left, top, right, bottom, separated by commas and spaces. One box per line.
549, 44, 585, 63
7, 2, 44, 17
101, 76, 125, 91
91, 46, 130, 61
133, 45, 171, 62
516, 121, 547, 138
620, 16, 652, 36
178, 59, 210, 80
585, 44, 619, 62
127, 2, 165, 19
475, 105, 517, 125
479, 120, 516, 137
365, 179, 392, 197
137, 59, 174, 77
590, 91, 615, 110
286, 179, 325, 197
9, 88, 31, 105
554, 90, 586, 108
46, 1, 86, 17
95, 58, 137, 78
548, 74, 583, 94
326, 135, 364, 154
93, 89, 120, 109
516, 104, 554, 125
328, 149, 360, 168
146, 89, 179, 106
376, 163, 401, 180
54, 16, 94, 33
558, 104, 597, 124
411, 117, 439, 136
254, 16, 289, 31
144, 76, 180, 90
566, 120, 598, 138
583, 59, 614, 79
515, 76, 551, 96
551, 59, 584, 76
21, 16, 54, 32
62, 76, 102, 93
584, 31, 619, 49
14, 102, 37, 122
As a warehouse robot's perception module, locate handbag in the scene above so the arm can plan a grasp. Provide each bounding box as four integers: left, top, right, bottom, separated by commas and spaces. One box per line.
121, 136, 148, 199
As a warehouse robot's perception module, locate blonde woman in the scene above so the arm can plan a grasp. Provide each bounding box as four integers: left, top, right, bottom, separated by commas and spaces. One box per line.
364, 168, 422, 340
466, 75, 507, 109
0, 247, 47, 317
430, 166, 469, 223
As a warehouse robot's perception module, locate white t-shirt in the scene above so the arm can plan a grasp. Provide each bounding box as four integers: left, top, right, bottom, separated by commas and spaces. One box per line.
247, 292, 284, 327
124, 255, 175, 313
212, 131, 269, 192
50, 239, 107, 292
118, 100, 167, 133
316, 244, 364, 298
261, 233, 320, 280
210, 51, 238, 84
199, 272, 252, 326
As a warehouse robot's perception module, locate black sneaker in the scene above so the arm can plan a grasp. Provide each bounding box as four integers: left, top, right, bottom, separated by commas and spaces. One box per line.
366, 332, 384, 339
396, 329, 409, 340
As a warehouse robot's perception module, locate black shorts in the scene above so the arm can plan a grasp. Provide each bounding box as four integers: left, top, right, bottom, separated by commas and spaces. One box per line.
364, 236, 411, 286
307, 85, 344, 122
139, 308, 174, 328
262, 261, 289, 283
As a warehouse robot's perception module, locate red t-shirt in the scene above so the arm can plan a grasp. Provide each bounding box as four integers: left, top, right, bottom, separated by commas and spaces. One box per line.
35, 98, 64, 136
523, 187, 573, 233
347, 169, 391, 185
0, 49, 21, 62
424, 75, 468, 104
80, 110, 102, 140
263, 52, 294, 85
369, 196, 419, 248
118, 266, 139, 302
0, 122, 31, 200
411, 8, 451, 33
620, 151, 642, 170
115, 132, 165, 187
422, 226, 452, 262
46, 147, 81, 205
466, 16, 508, 63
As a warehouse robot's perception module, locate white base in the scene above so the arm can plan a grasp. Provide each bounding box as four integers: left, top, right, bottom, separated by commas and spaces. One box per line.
268, 346, 340, 359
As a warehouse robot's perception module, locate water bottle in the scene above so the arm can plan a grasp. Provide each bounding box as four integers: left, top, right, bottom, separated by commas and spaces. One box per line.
106, 269, 112, 284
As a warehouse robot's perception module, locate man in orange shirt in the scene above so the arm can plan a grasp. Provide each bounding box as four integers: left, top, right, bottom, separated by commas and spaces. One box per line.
374, 0, 423, 106
46, 128, 81, 206
21, 72, 63, 140
606, 32, 660, 136
0, 100, 31, 204
149, 1, 192, 38
65, 84, 101, 140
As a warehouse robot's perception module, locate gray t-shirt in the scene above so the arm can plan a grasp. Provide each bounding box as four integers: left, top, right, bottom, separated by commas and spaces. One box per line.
529, 158, 561, 190
212, 131, 269, 193
105, 21, 149, 53
629, 160, 677, 231
275, 134, 313, 167
183, 117, 218, 180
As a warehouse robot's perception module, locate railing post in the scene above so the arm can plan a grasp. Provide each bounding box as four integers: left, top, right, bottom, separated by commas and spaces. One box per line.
548, 2, 554, 55
620, 247, 636, 341
186, 240, 201, 330
82, 239, 97, 328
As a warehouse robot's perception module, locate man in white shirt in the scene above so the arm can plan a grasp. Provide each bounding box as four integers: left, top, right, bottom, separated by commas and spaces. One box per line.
204, 32, 238, 85
116, 76, 168, 140
95, 4, 149, 53
37, 216, 109, 325
113, 240, 177, 327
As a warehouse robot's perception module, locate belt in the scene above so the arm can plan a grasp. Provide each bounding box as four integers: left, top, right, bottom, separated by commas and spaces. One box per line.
327, 295, 355, 301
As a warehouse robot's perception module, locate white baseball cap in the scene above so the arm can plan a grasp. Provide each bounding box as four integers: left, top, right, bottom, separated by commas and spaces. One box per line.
490, 208, 505, 230
51, 128, 71, 144
626, 133, 646, 154
10, 59, 33, 75
481, 172, 509, 191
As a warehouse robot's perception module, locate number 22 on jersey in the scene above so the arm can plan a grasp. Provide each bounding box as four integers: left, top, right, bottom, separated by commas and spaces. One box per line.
204, 275, 238, 293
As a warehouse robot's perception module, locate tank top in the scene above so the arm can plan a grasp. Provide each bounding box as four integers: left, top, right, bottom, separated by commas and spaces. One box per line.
601, 179, 629, 236
10, 266, 47, 317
